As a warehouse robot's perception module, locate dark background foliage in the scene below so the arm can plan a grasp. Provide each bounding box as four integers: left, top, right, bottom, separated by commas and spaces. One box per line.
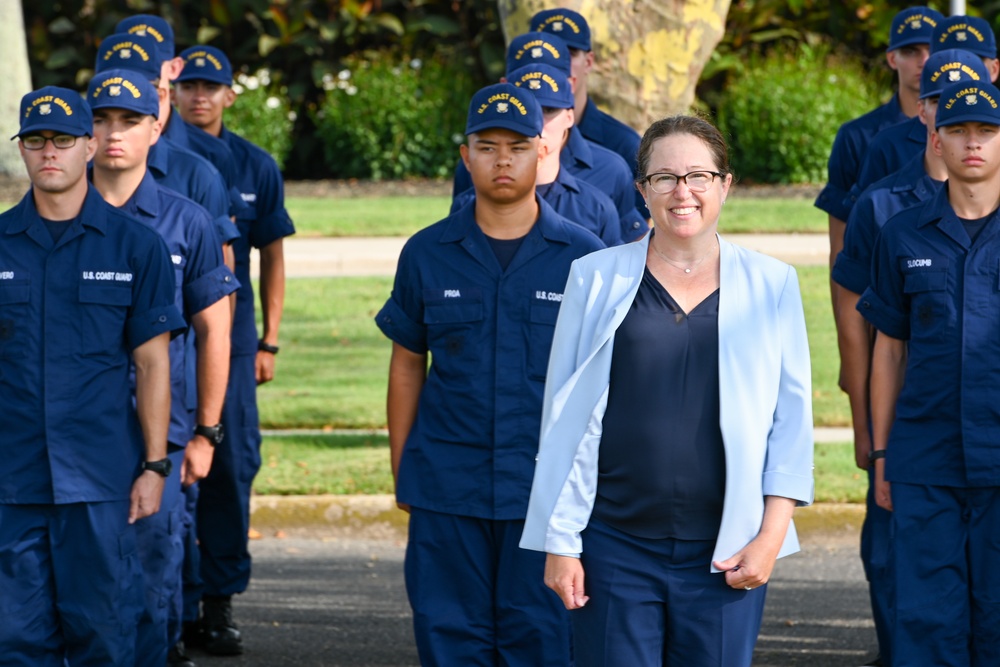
21, 1, 999, 181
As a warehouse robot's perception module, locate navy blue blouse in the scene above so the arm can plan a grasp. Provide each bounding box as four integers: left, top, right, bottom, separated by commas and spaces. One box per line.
591, 267, 726, 540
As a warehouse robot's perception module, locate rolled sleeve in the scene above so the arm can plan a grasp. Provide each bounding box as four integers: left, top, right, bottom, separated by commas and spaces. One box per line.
832, 251, 869, 295
213, 215, 241, 245
126, 303, 186, 350
375, 298, 426, 353
815, 182, 851, 220
859, 227, 910, 339
249, 208, 295, 249
620, 208, 648, 243
857, 286, 908, 340
183, 265, 240, 316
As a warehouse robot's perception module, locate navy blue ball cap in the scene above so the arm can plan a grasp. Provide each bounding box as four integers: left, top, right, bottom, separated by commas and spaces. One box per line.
507, 64, 574, 110
932, 15, 997, 58
888, 7, 944, 52
175, 46, 233, 85
921, 49, 989, 99
936, 81, 1000, 127
465, 83, 543, 137
13, 86, 93, 140
530, 8, 591, 52
87, 68, 160, 119
115, 15, 175, 64
506, 32, 571, 77
95, 32, 161, 78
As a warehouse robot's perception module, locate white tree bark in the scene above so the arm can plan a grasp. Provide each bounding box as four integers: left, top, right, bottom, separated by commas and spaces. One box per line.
498, 0, 730, 131
0, 0, 33, 177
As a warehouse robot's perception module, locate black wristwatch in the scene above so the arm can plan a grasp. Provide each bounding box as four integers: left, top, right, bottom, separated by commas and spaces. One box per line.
258, 340, 280, 355
868, 450, 887, 463
142, 458, 173, 478
194, 423, 225, 446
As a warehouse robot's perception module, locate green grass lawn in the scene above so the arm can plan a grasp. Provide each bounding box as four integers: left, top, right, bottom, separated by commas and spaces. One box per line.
286, 195, 827, 237
259, 268, 849, 430
253, 435, 866, 503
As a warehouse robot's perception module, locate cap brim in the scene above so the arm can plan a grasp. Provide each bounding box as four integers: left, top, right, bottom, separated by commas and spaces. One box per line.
12, 122, 91, 140
465, 118, 540, 137
887, 36, 932, 52
937, 112, 1000, 127
173, 71, 231, 85
88, 100, 159, 119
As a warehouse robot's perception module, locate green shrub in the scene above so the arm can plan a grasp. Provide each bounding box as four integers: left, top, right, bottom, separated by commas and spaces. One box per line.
718, 45, 880, 184
313, 54, 480, 180
225, 69, 294, 170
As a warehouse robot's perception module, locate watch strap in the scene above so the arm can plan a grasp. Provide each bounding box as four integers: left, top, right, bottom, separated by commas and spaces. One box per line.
194, 423, 224, 446
258, 340, 280, 354
141, 458, 172, 478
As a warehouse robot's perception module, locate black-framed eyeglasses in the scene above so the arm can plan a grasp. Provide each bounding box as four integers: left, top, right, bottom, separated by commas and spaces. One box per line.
642, 170, 723, 194
20, 134, 79, 151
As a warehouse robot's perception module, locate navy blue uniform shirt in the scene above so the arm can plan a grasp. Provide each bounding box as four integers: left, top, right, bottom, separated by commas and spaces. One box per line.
834, 152, 941, 294
845, 116, 927, 216
149, 136, 240, 245
162, 110, 247, 219
219, 125, 296, 357
452, 127, 646, 242
0, 185, 185, 504
120, 171, 240, 447
860, 184, 1000, 487
375, 197, 604, 520
816, 95, 907, 221
576, 96, 646, 217
451, 167, 621, 246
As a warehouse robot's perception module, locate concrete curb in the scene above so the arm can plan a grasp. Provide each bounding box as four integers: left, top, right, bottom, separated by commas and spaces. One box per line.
249, 495, 864, 546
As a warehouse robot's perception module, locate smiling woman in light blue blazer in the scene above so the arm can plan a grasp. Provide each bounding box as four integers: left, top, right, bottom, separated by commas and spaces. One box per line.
520, 116, 815, 667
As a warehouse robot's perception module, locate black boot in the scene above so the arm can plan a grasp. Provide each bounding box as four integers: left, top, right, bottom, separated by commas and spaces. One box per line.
201, 595, 243, 656
167, 640, 197, 666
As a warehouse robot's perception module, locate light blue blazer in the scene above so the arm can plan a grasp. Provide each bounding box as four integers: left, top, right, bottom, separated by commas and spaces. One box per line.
519, 233, 815, 571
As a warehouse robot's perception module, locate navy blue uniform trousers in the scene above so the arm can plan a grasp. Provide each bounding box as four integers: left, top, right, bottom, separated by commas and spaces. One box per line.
0, 501, 142, 666
405, 508, 571, 666
573, 518, 766, 667
891, 483, 1000, 667
860, 465, 894, 664
135, 447, 187, 665
197, 353, 261, 596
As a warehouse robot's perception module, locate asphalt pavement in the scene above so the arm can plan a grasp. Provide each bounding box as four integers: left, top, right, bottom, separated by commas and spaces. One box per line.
186, 503, 877, 667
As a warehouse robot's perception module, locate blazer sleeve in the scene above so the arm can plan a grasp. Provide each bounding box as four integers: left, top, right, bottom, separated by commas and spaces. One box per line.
763, 265, 815, 505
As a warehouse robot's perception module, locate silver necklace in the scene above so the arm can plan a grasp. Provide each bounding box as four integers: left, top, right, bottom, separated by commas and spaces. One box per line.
650, 240, 716, 274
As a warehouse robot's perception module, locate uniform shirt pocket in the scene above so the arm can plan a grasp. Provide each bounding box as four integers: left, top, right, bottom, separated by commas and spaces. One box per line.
0, 281, 30, 359
527, 300, 560, 381
902, 267, 949, 338
79, 282, 133, 356
423, 290, 484, 377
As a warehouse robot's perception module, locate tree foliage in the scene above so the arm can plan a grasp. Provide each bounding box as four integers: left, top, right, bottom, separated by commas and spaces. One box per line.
22, 0, 504, 177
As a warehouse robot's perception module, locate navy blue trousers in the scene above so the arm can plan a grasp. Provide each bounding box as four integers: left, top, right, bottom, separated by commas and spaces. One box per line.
891, 484, 1000, 667
573, 519, 766, 667
0, 501, 142, 666
197, 353, 261, 596
135, 447, 186, 665
405, 508, 571, 666
860, 465, 894, 663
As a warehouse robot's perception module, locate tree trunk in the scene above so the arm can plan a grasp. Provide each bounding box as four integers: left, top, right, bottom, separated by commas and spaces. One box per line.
497, 0, 730, 132
0, 0, 33, 178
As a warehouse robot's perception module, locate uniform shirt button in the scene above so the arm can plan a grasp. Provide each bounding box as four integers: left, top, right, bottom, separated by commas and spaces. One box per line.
158, 315, 167, 322
224, 276, 231, 282
862, 301, 871, 309
633, 222, 641, 229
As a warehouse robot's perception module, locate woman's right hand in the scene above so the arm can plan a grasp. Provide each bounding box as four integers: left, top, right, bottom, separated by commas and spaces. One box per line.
544, 553, 590, 610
